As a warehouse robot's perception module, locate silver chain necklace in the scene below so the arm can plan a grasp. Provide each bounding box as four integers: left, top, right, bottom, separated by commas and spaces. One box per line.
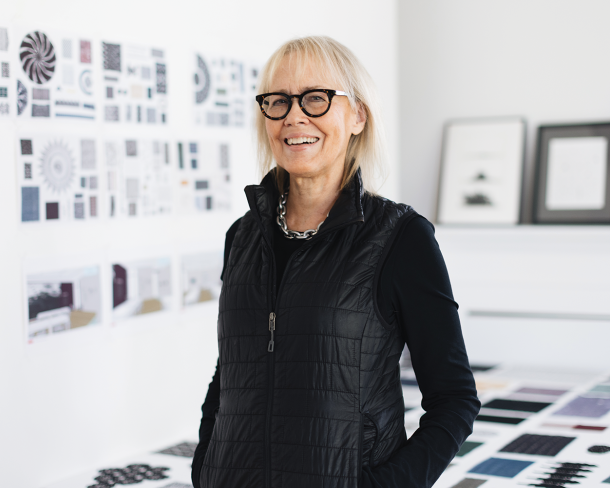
276, 192, 327, 240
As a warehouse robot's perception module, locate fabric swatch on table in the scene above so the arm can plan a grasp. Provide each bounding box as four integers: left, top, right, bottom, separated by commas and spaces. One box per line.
470, 364, 496, 372
475, 415, 525, 425
483, 399, 551, 413
588, 445, 610, 453
468, 457, 533, 478
516, 387, 567, 397
553, 397, 610, 418
499, 434, 575, 456
603, 475, 610, 484
456, 441, 484, 457
450, 478, 487, 488
590, 385, 610, 394
156, 441, 197, 458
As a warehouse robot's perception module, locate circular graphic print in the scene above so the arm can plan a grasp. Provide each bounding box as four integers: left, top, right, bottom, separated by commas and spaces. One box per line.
17, 80, 28, 115
195, 55, 211, 104
20, 31, 56, 84
79, 69, 93, 95
40, 141, 74, 193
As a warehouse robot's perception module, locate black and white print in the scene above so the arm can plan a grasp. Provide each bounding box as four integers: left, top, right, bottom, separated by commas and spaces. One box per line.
193, 53, 259, 128
101, 41, 168, 124
16, 28, 97, 120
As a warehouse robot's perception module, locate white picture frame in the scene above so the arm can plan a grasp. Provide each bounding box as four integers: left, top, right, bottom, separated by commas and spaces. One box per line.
436, 117, 526, 225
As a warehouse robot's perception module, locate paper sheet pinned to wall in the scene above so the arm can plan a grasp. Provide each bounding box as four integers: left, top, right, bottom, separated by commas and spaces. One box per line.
15, 27, 97, 121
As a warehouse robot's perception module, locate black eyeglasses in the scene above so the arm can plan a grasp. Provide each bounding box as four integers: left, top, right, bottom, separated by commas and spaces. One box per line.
255, 89, 348, 120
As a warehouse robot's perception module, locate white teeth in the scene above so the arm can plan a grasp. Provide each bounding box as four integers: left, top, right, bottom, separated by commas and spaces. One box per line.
286, 137, 319, 145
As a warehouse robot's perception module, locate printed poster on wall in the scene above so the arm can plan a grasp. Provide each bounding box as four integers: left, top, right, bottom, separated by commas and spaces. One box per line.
181, 251, 223, 308
112, 257, 172, 321
175, 139, 231, 213
101, 40, 167, 124
17, 134, 101, 223
193, 53, 258, 127
104, 138, 172, 218
15, 27, 96, 121
0, 25, 13, 117
26, 265, 101, 343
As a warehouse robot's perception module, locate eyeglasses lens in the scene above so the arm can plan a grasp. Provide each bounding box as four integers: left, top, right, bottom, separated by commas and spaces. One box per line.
262, 91, 331, 118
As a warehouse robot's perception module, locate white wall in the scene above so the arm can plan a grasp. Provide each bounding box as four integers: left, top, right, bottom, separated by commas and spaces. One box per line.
398, 0, 610, 221
0, 2, 400, 487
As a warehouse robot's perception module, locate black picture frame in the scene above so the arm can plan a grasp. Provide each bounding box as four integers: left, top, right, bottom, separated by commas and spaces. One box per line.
533, 122, 610, 224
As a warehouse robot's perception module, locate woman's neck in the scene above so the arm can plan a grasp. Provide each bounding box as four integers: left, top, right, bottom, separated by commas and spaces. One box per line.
284, 168, 342, 232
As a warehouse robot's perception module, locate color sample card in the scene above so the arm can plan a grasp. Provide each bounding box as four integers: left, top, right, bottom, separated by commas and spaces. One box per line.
105, 138, 172, 218
456, 441, 484, 457
483, 399, 551, 413
112, 258, 172, 321
450, 479, 487, 488
468, 457, 533, 478
0, 25, 12, 117
18, 135, 100, 223
26, 266, 101, 341
516, 387, 567, 396
499, 433, 575, 456
16, 28, 96, 120
553, 396, 610, 418
475, 415, 525, 425
156, 442, 197, 458
181, 252, 222, 307
541, 422, 606, 431
101, 41, 167, 124
193, 53, 258, 127
175, 140, 231, 213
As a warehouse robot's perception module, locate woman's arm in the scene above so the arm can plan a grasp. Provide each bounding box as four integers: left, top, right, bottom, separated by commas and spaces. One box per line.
191, 218, 242, 488
191, 360, 220, 487
362, 215, 481, 488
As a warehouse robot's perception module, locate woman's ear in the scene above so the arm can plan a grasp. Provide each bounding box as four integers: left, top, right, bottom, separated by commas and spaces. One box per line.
351, 102, 367, 136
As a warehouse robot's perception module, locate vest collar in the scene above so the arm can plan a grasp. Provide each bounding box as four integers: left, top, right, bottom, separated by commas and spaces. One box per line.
244, 167, 365, 247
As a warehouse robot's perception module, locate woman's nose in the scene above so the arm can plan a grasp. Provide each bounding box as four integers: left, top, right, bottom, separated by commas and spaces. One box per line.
283, 97, 308, 125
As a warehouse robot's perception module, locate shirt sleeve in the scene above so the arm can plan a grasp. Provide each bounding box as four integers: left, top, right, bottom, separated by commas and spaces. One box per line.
361, 215, 481, 488
191, 218, 242, 488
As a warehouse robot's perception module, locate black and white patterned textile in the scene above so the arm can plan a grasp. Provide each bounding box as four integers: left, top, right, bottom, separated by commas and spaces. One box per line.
20, 31, 56, 84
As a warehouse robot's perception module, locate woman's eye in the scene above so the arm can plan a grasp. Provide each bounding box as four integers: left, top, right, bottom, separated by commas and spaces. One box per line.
272, 99, 288, 106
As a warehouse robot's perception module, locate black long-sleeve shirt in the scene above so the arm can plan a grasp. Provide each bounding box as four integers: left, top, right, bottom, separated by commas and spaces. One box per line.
192, 214, 480, 488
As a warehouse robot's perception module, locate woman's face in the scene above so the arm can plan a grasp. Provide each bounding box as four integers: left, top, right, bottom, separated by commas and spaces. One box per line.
265, 56, 365, 181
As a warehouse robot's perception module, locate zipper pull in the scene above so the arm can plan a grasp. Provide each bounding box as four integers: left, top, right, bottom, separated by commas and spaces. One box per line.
267, 312, 276, 352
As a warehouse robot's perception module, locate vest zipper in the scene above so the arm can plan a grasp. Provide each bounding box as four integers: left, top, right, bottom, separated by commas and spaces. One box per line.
268, 312, 276, 352
261, 221, 360, 488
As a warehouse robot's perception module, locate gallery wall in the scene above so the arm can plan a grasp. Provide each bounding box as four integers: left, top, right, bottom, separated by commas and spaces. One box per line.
0, 1, 400, 487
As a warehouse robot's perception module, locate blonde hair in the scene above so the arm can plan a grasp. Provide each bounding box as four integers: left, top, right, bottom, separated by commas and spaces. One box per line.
255, 36, 387, 194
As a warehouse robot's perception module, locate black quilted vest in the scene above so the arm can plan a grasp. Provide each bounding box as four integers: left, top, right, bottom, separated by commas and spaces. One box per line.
200, 169, 415, 488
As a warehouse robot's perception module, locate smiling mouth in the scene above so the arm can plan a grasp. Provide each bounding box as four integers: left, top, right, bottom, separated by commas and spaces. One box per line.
285, 137, 319, 145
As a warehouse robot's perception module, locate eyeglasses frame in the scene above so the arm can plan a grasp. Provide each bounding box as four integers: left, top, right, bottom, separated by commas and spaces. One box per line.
255, 89, 348, 120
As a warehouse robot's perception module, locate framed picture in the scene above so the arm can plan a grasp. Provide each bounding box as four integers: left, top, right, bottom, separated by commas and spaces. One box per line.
436, 117, 526, 225
533, 122, 610, 224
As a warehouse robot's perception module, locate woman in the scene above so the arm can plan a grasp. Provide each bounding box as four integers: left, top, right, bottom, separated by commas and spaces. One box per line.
192, 36, 480, 488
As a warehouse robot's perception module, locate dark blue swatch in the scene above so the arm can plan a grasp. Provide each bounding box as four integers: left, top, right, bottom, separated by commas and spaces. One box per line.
468, 457, 533, 478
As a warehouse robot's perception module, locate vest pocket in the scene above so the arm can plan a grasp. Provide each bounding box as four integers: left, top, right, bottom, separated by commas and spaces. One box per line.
361, 412, 380, 467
